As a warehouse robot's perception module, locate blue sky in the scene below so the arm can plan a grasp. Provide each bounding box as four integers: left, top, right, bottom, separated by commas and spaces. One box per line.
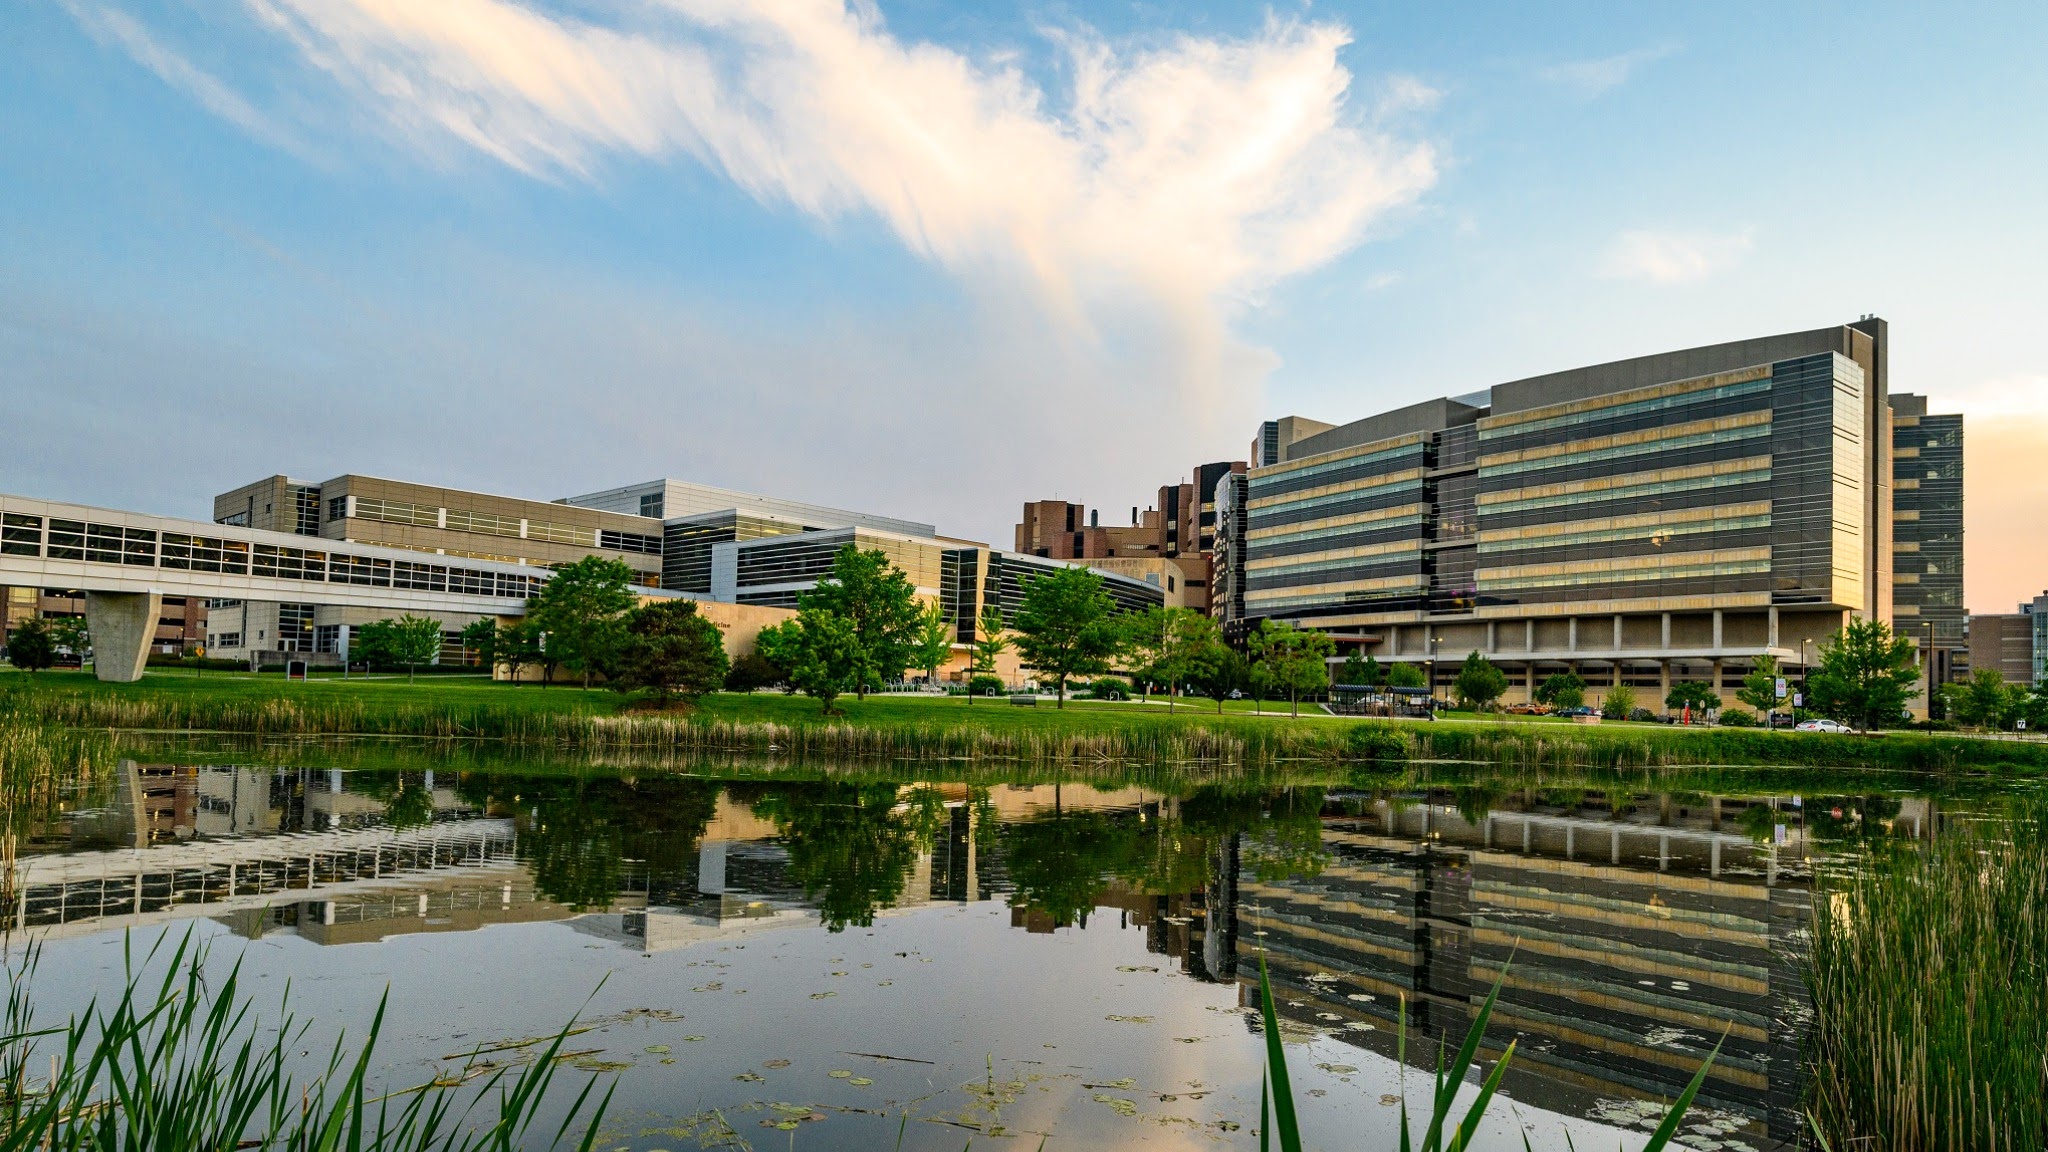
5, 1, 2046, 610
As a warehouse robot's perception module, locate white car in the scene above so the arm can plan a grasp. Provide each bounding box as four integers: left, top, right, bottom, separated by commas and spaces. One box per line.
1795, 718, 1849, 733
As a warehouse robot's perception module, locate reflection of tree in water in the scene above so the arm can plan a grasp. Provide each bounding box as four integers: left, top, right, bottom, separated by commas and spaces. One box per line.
459, 775, 721, 911
1002, 787, 1331, 928
346, 772, 435, 830
751, 782, 917, 932
1803, 794, 1904, 844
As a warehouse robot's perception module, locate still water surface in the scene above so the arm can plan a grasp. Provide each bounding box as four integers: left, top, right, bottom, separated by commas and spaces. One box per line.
7, 743, 2022, 1151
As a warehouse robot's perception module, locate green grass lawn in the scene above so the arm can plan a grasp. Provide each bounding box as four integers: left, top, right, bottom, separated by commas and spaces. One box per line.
10, 666, 2046, 774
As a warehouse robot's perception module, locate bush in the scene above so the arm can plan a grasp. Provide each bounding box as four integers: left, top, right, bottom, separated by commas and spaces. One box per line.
1080, 678, 1130, 701
1628, 707, 1656, 723
967, 675, 1005, 697
724, 652, 786, 693
1600, 683, 1636, 720
1345, 724, 1410, 762
1719, 708, 1758, 727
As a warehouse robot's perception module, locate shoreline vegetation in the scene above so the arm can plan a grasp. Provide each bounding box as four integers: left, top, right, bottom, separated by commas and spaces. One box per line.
6, 671, 2048, 775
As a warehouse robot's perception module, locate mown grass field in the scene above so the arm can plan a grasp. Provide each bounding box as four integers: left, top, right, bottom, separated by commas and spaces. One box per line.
7, 667, 2047, 774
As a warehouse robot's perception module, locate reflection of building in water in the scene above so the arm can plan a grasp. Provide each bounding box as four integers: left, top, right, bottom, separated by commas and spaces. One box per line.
1196, 792, 1814, 1152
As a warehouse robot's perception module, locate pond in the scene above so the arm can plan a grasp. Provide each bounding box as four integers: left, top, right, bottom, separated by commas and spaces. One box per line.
6, 740, 2038, 1151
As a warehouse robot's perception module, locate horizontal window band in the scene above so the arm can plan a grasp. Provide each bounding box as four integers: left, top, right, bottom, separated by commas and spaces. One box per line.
1478, 370, 1773, 439
1247, 503, 1427, 543
1248, 468, 1425, 512
1480, 414, 1773, 477
1249, 433, 1426, 484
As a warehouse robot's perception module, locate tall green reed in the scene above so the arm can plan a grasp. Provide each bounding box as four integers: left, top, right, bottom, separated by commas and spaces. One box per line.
0, 929, 611, 1151
1805, 798, 2048, 1151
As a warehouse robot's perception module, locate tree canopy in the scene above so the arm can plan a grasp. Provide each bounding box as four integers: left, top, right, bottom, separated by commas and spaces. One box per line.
1452, 651, 1508, 712
355, 615, 443, 683
799, 545, 924, 699
1010, 566, 1129, 708
1128, 607, 1219, 712
908, 600, 954, 686
1665, 680, 1719, 716
1808, 618, 1921, 730
1736, 654, 1787, 716
756, 610, 863, 715
612, 599, 729, 705
526, 556, 640, 688
1536, 671, 1586, 709
6, 617, 55, 673
1249, 620, 1335, 717
1385, 662, 1426, 689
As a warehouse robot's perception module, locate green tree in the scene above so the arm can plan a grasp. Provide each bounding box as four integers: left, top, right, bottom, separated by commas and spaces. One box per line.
757, 610, 863, 715
1192, 644, 1253, 714
970, 603, 1010, 673
47, 616, 89, 668
1249, 620, 1335, 718
908, 600, 954, 687
1949, 667, 2027, 730
526, 556, 639, 689
6, 617, 55, 673
356, 615, 443, 683
1601, 682, 1637, 720
1011, 566, 1128, 708
799, 545, 924, 699
493, 619, 543, 683
1737, 654, 1787, 717
1452, 651, 1509, 712
1666, 680, 1719, 716
724, 651, 786, 693
1808, 618, 1921, 730
1338, 649, 1369, 687
1128, 608, 1219, 712
459, 618, 500, 670
1385, 662, 1426, 689
1536, 671, 1586, 710
612, 599, 729, 706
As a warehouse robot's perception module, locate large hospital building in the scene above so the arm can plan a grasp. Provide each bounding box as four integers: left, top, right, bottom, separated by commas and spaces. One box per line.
1220, 317, 1965, 706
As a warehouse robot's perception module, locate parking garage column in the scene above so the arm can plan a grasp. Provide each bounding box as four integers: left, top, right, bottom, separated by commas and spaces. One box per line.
84, 590, 162, 683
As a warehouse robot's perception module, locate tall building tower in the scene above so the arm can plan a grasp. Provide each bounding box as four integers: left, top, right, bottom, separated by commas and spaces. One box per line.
1888, 394, 1964, 684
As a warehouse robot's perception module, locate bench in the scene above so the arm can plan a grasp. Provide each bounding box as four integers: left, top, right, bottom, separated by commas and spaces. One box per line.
1008, 695, 1037, 707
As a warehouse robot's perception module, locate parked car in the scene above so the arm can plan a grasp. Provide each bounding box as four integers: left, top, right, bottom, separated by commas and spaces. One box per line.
1506, 702, 1552, 716
1795, 718, 1850, 733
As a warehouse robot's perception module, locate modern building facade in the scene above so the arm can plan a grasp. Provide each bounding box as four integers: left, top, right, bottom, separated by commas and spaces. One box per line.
1968, 610, 2035, 687
1888, 395, 1964, 685
1233, 319, 1897, 703
564, 479, 936, 597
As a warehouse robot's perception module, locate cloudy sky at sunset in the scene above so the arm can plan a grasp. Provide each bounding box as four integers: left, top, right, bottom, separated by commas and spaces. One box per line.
5, 1, 2045, 612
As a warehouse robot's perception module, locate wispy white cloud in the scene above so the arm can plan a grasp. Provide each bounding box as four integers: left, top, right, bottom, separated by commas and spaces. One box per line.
1540, 43, 1678, 98
1598, 228, 1752, 284
59, 0, 307, 156
235, 1, 1435, 344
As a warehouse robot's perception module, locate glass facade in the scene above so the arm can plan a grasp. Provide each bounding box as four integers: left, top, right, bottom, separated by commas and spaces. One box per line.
1245, 352, 1874, 625
1889, 400, 1964, 647
662, 512, 815, 594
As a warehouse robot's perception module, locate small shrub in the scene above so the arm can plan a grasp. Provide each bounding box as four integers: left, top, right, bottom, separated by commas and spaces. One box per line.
967, 675, 1005, 697
1628, 707, 1656, 723
1719, 708, 1758, 728
1345, 724, 1409, 762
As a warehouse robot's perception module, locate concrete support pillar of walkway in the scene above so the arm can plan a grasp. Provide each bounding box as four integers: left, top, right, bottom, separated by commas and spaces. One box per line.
1768, 606, 1780, 650
84, 590, 162, 683
1567, 617, 1578, 652
1522, 820, 1532, 854
1661, 613, 1672, 649
1612, 614, 1624, 651
1660, 659, 1672, 703
1712, 609, 1724, 650
1610, 827, 1621, 864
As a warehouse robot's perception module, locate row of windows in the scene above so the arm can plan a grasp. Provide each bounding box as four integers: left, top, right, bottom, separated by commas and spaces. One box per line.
445, 509, 523, 538
1246, 541, 1422, 579
1479, 418, 1772, 480
0, 513, 538, 599
1476, 552, 1772, 593
1477, 374, 1772, 444
597, 529, 663, 555
1246, 441, 1425, 500
1476, 508, 1772, 555
1477, 461, 1772, 517
1246, 479, 1427, 527
352, 498, 440, 528
1247, 505, 1425, 548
